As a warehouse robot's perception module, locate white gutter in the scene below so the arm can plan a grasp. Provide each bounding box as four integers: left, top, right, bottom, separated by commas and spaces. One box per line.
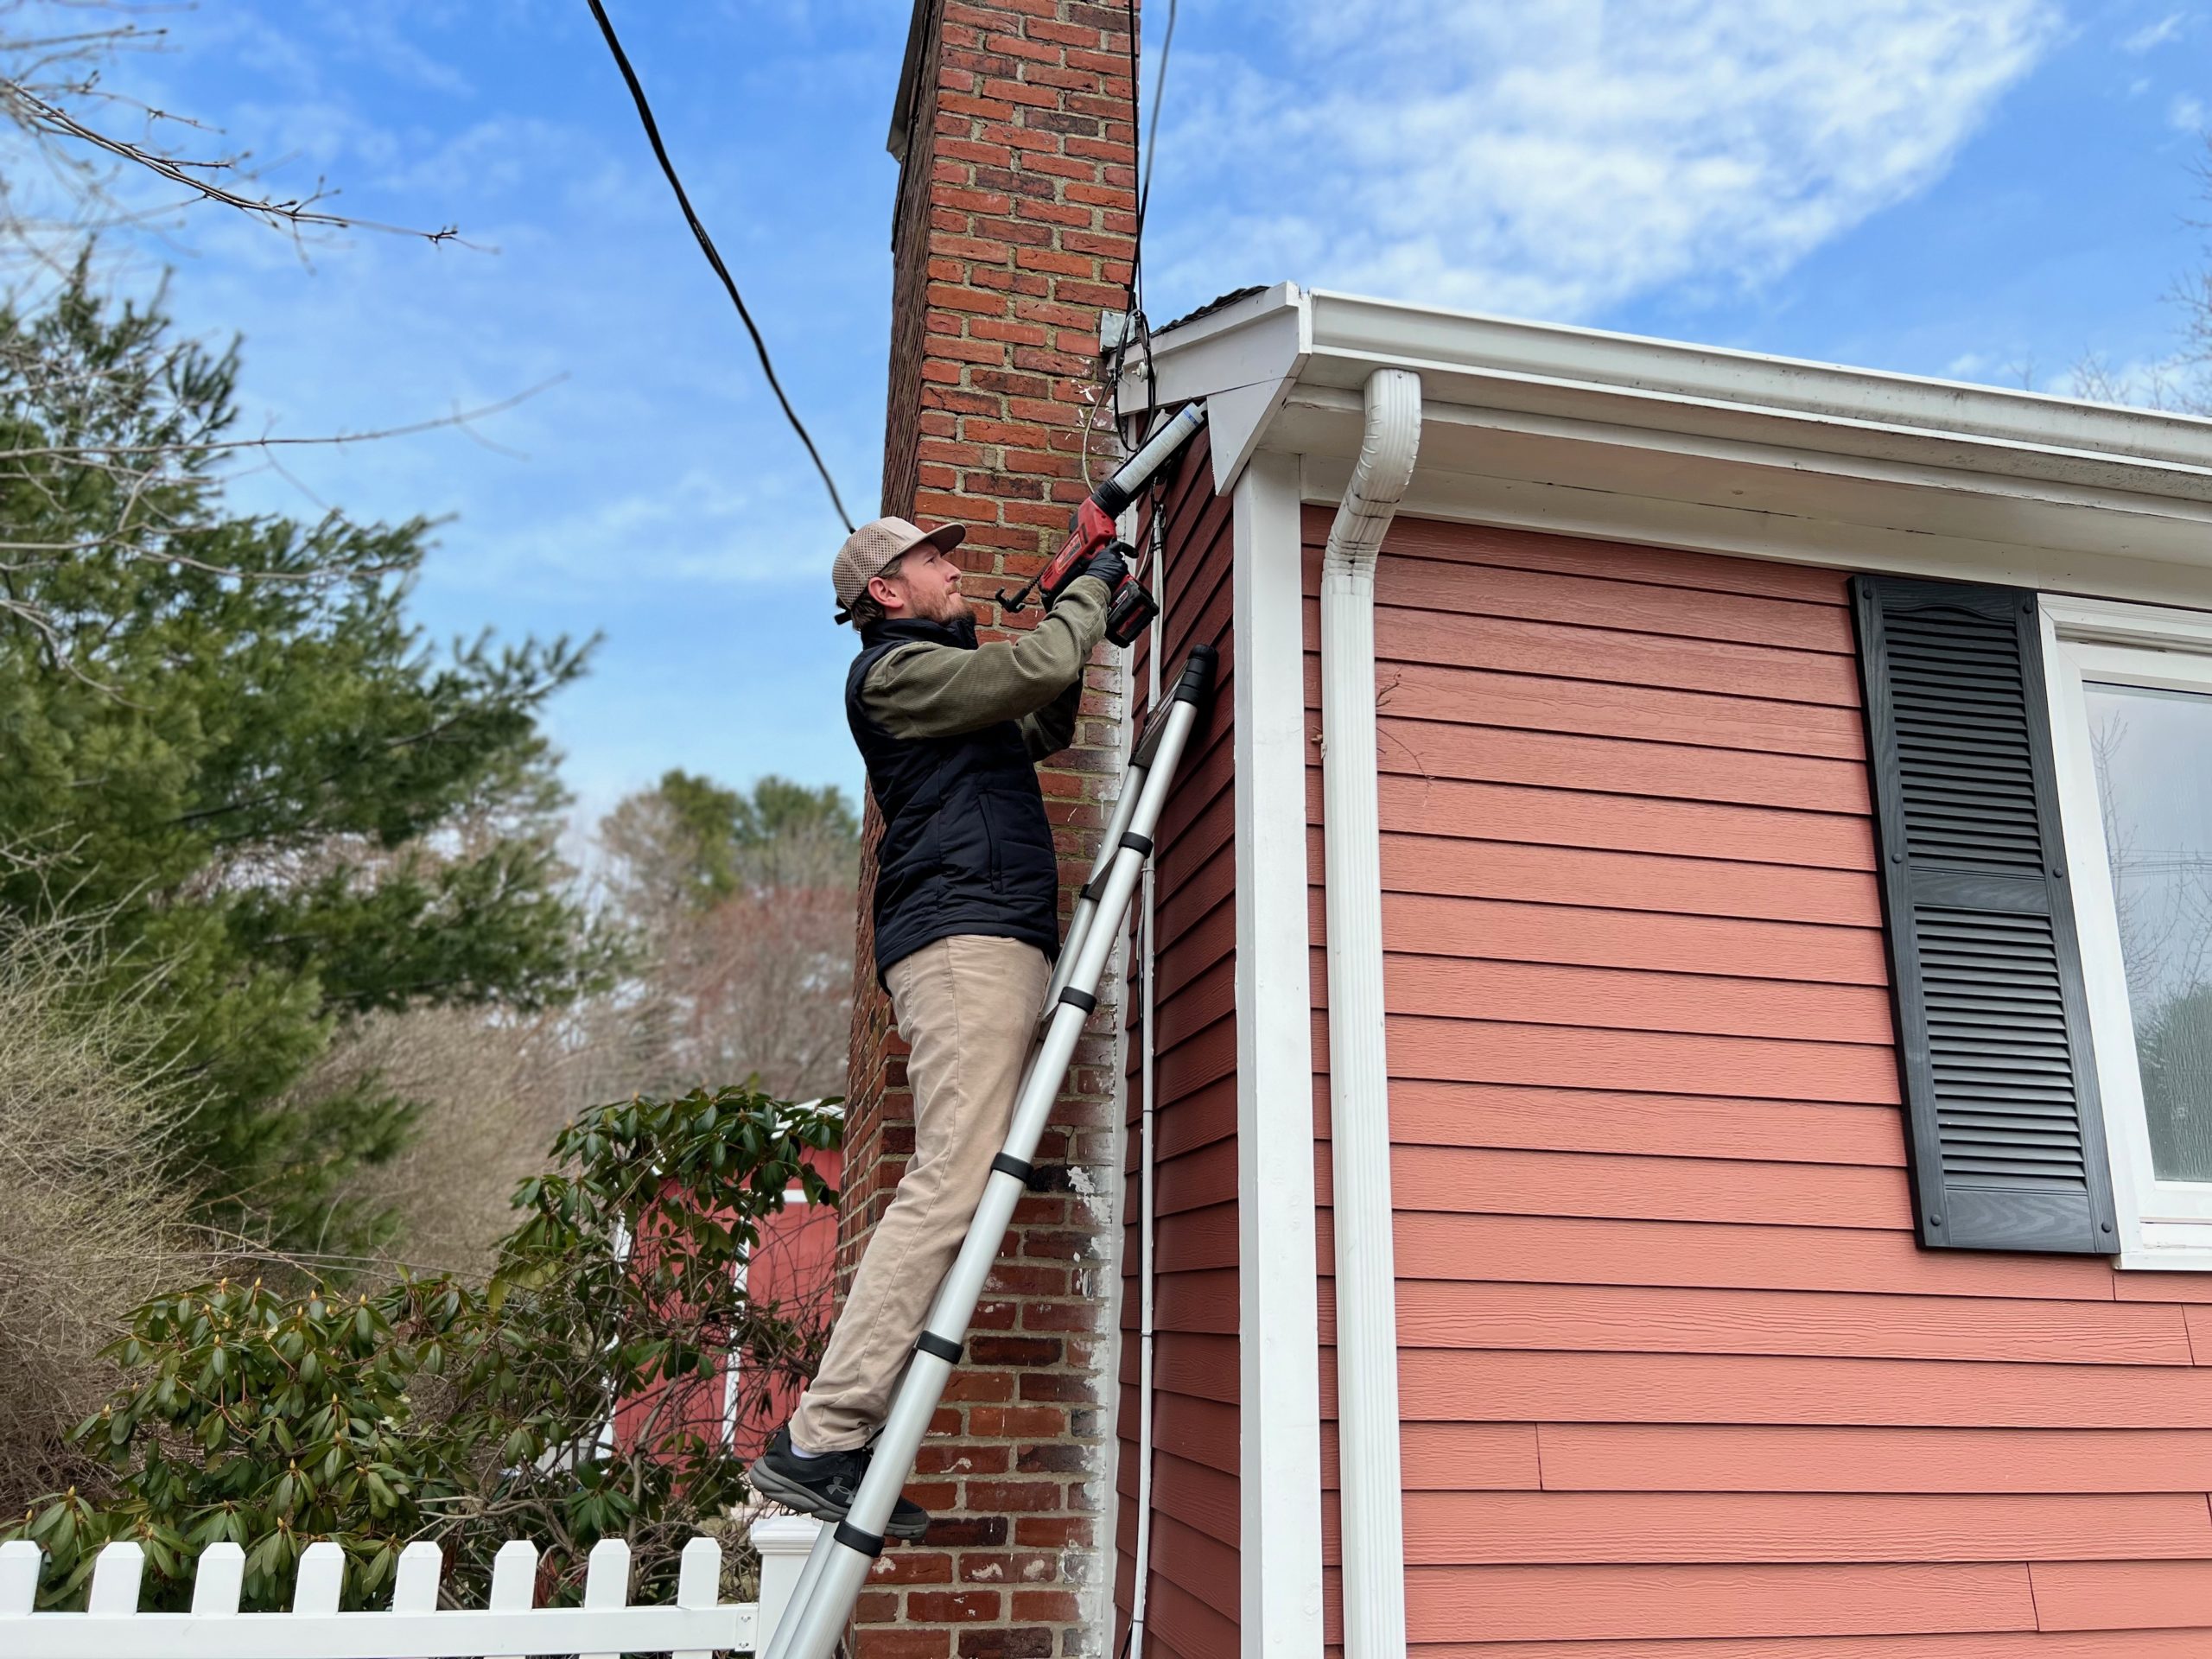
1319, 367, 1421, 1659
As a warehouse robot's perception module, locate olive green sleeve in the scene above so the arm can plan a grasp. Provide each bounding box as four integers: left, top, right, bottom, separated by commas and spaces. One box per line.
861, 576, 1110, 743
1019, 674, 1085, 761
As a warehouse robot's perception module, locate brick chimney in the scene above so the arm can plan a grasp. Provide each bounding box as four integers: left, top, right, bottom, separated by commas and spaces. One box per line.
840, 5, 1138, 1659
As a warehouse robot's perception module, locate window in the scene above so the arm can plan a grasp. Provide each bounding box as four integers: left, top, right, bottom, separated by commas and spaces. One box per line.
2044, 596, 2212, 1269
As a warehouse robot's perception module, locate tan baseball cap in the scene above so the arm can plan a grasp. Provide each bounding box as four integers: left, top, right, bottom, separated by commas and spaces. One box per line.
831, 516, 966, 622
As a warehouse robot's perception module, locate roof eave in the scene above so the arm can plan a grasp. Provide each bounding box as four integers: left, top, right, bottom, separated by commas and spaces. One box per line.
1120, 285, 2212, 608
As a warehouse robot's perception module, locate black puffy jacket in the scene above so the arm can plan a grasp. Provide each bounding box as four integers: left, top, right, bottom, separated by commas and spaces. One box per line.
846, 616, 1062, 981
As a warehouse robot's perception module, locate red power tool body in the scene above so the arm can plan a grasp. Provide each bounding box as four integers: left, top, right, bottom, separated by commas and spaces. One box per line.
997, 401, 1208, 647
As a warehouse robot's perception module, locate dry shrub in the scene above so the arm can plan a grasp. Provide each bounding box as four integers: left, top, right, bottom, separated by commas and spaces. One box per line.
640, 883, 856, 1103
596, 786, 856, 1104
0, 912, 202, 1516
307, 777, 858, 1281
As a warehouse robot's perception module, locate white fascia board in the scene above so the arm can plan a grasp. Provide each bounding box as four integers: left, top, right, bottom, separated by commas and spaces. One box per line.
1300, 289, 2212, 493
1135, 283, 2212, 603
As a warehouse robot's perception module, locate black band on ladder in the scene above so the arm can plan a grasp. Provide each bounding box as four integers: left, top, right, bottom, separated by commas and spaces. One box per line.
915, 1331, 963, 1363
1121, 831, 1154, 857
834, 1520, 884, 1558
1081, 874, 1107, 902
1172, 644, 1218, 705
1059, 987, 1097, 1014
991, 1152, 1034, 1183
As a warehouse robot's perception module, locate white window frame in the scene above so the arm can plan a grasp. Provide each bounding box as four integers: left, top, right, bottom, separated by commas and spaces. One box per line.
2042, 594, 2212, 1271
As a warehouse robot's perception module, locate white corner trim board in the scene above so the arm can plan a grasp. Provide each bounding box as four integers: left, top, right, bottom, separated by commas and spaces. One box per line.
1231, 448, 1327, 1659
1319, 369, 1421, 1659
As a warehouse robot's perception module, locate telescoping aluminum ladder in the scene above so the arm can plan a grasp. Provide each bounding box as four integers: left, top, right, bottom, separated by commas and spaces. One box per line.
762, 643, 1218, 1659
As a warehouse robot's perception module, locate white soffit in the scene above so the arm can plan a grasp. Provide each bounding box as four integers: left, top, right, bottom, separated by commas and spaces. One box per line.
1124, 286, 2212, 607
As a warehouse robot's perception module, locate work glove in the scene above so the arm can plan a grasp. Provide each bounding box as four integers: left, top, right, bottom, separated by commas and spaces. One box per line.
1079, 540, 1129, 594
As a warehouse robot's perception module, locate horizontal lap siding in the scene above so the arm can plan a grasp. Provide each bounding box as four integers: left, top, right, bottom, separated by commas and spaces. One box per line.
1306, 513, 2212, 1652
1117, 434, 1236, 1659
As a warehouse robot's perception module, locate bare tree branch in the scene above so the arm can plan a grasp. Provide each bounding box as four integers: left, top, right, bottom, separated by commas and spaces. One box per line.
0, 3, 471, 251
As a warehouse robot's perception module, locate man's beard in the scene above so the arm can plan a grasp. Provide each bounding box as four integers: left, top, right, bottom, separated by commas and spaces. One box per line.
919, 585, 972, 625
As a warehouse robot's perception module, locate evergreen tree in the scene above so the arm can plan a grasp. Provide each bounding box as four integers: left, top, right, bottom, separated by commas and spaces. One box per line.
0, 266, 604, 1248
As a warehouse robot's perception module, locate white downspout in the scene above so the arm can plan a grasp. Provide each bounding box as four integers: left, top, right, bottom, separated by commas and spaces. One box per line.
1320, 367, 1421, 1659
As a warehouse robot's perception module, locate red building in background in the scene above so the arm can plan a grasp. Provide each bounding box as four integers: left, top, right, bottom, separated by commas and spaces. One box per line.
612, 1143, 843, 1464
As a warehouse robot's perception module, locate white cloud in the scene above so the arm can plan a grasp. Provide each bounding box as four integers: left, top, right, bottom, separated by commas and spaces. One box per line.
1148, 0, 2061, 321
2121, 12, 2188, 52
310, 2, 476, 96
2173, 93, 2208, 130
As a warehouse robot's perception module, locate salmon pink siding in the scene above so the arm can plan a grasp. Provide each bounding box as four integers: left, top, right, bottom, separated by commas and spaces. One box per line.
1304, 509, 2212, 1652
1116, 434, 1239, 1659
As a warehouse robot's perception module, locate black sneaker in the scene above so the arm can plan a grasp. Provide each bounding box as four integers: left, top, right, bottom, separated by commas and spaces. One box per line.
748, 1425, 931, 1541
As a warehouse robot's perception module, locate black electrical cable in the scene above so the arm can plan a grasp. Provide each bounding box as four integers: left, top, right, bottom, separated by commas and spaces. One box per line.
1111, 0, 1178, 442
1109, 38, 1174, 1659
585, 0, 856, 533
1129, 0, 1176, 302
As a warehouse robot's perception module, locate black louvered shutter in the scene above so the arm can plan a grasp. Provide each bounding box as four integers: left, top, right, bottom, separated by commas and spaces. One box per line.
1852, 575, 2116, 1254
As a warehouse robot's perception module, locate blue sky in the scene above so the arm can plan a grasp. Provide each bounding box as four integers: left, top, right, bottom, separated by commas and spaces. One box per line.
54, 0, 2212, 833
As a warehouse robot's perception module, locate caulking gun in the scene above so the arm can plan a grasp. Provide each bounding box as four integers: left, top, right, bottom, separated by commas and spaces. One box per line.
995, 400, 1207, 646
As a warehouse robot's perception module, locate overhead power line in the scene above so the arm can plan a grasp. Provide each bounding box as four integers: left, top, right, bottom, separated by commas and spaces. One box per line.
585, 0, 856, 534
1108, 0, 1178, 441
1128, 0, 1177, 309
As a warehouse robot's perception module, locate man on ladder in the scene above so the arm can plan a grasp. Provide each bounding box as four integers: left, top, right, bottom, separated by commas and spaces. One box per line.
747, 512, 1127, 1541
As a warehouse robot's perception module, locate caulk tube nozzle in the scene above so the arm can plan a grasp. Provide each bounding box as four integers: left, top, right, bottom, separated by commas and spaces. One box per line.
1095, 401, 1208, 517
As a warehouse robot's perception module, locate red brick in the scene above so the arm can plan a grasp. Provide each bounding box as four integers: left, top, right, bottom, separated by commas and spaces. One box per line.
939, 90, 1019, 122
1024, 18, 1110, 48
964, 1479, 1065, 1513
928, 282, 1010, 316
973, 215, 1056, 248
941, 1367, 1017, 1402
958, 1630, 1055, 1659
1020, 1300, 1103, 1332
981, 31, 1064, 66
984, 1262, 1071, 1295
863, 1630, 953, 1659
1013, 198, 1094, 229
1013, 1592, 1082, 1624
1015, 1442, 1090, 1474
868, 1550, 957, 1585
1012, 1517, 1095, 1549
1018, 1371, 1101, 1404
906, 1591, 1003, 1624
925, 1516, 1011, 1549
917, 1441, 1012, 1475
967, 1404, 1069, 1438
967, 1334, 1062, 1366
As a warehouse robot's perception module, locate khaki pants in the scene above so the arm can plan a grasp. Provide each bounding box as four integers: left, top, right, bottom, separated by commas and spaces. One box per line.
791, 934, 1051, 1452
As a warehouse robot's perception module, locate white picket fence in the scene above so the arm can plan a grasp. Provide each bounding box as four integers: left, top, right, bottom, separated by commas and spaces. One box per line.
0, 1514, 824, 1658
